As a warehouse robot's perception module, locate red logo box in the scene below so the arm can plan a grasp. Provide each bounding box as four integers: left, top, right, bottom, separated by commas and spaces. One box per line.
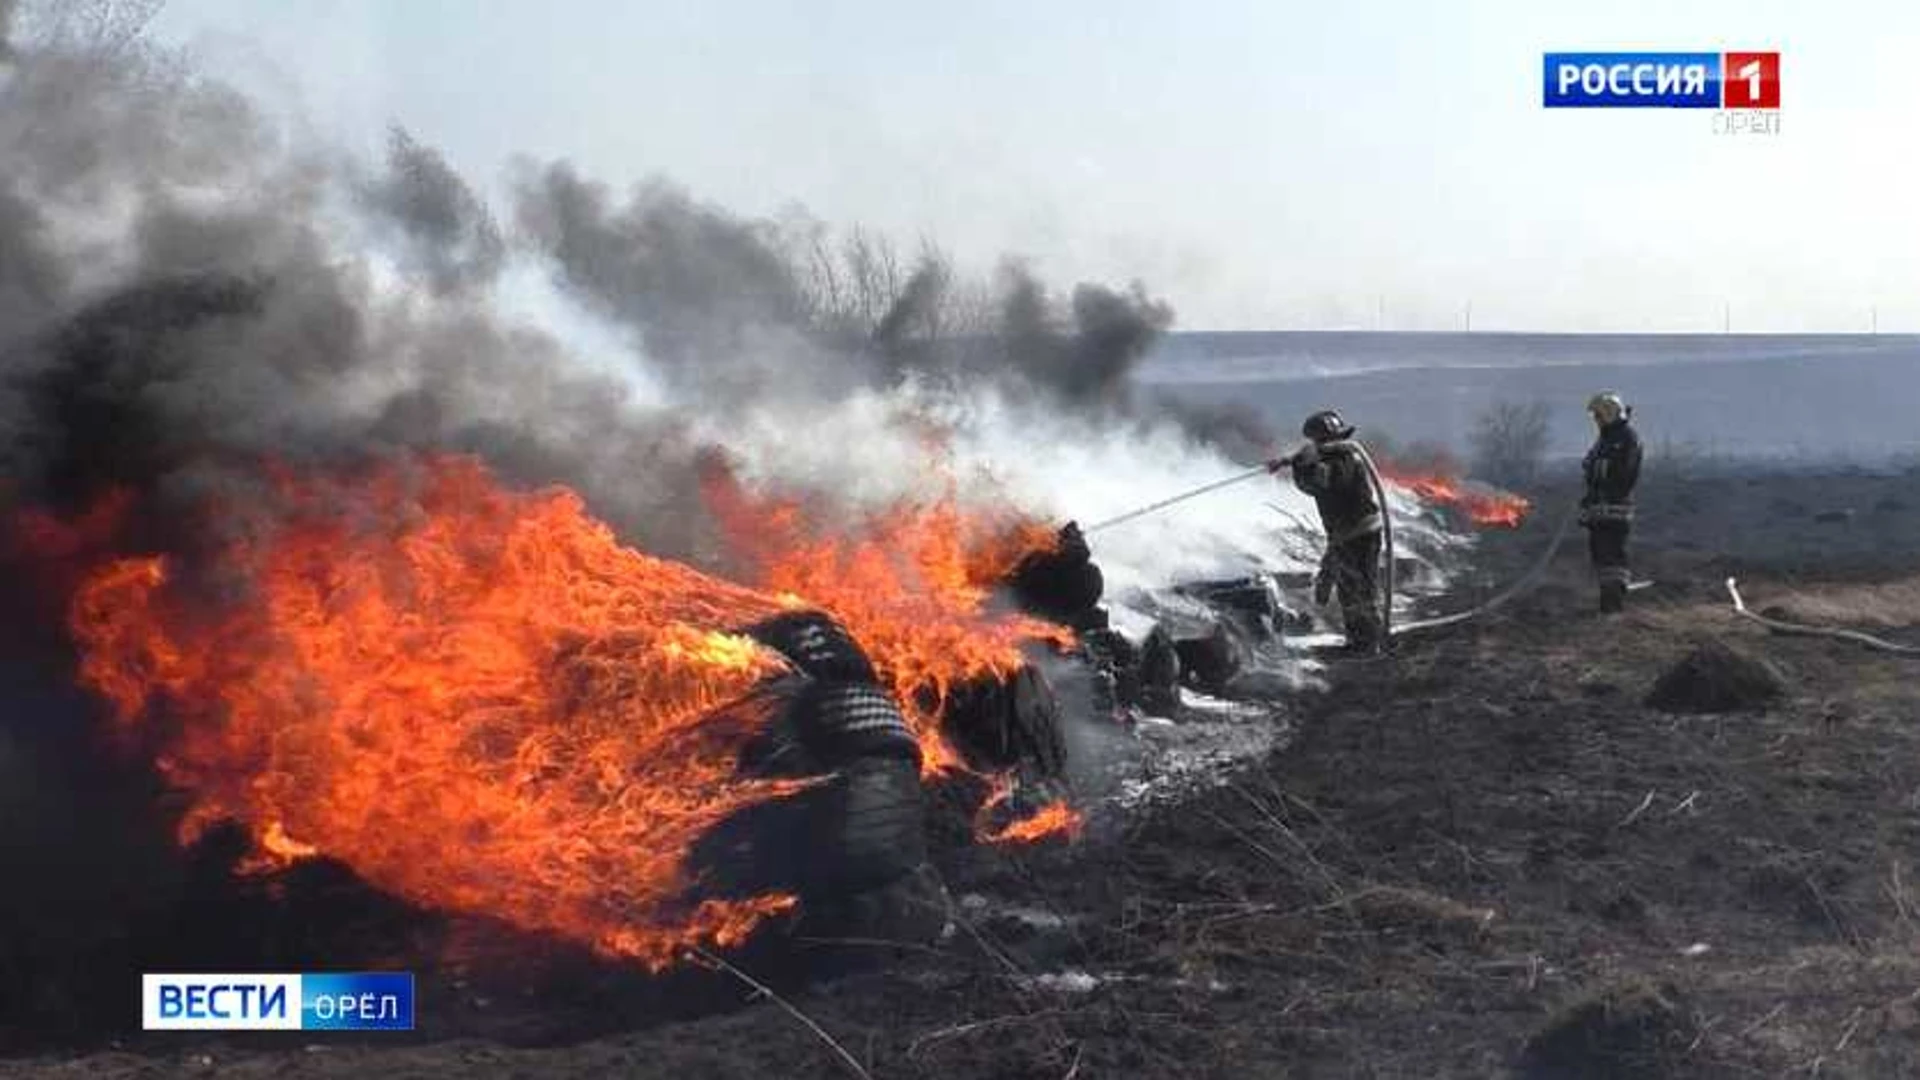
1723, 52, 1781, 109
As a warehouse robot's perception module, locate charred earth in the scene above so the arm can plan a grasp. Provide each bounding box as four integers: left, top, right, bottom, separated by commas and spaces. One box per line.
10, 465, 1920, 1077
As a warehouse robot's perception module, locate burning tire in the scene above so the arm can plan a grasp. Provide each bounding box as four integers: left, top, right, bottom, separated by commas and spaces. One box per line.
730, 611, 930, 907
793, 680, 921, 765
742, 610, 880, 684
937, 663, 1067, 778
818, 756, 928, 893
1007, 523, 1105, 628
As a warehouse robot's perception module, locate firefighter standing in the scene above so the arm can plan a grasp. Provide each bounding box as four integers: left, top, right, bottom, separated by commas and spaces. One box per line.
1269, 410, 1386, 653
1581, 392, 1643, 613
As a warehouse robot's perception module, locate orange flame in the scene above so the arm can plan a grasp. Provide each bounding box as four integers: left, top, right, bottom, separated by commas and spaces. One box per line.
983, 798, 1085, 845
1378, 467, 1530, 528
699, 458, 1069, 776
68, 456, 816, 968
59, 453, 1081, 964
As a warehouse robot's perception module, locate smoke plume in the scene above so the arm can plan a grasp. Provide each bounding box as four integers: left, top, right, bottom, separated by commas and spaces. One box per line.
360, 128, 506, 298
0, 0, 1314, 605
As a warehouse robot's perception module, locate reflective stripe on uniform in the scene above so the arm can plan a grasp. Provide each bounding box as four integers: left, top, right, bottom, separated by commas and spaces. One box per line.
1595, 566, 1632, 585
1585, 502, 1635, 523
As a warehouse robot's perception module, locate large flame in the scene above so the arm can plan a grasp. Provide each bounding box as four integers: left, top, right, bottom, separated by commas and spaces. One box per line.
698, 457, 1069, 776
60, 453, 1075, 966
70, 457, 823, 966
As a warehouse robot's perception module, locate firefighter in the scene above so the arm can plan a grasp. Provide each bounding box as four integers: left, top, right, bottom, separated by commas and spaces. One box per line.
1581, 391, 1643, 613
1268, 410, 1385, 653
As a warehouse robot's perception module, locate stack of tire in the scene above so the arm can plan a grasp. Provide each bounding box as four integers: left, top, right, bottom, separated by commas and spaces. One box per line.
729, 611, 944, 940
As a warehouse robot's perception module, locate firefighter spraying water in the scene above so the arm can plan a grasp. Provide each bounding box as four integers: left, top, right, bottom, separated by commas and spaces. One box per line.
1083, 408, 1398, 656
1077, 391, 1661, 651
1268, 410, 1393, 655
1078, 404, 1597, 653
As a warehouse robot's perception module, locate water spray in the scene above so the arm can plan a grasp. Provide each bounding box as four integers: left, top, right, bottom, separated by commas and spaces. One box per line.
1386, 501, 1582, 635
1080, 465, 1275, 535
1080, 445, 1396, 649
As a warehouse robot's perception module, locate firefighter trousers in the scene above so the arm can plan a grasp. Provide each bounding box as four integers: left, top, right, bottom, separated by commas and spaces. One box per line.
1325, 530, 1384, 648
1587, 521, 1631, 613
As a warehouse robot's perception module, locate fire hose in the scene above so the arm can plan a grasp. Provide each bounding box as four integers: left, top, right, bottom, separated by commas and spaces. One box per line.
1351, 441, 1394, 645
1081, 450, 1397, 645
1077, 457, 1640, 647
1081, 465, 1273, 535
1725, 578, 1920, 656
1386, 500, 1583, 635
1080, 467, 1920, 655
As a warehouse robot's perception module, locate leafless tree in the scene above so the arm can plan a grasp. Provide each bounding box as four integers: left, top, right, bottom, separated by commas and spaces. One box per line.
1469, 400, 1552, 490
773, 215, 1172, 409
841, 227, 902, 331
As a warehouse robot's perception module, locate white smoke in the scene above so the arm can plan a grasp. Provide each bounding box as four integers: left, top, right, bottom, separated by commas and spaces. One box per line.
593, 334, 1471, 613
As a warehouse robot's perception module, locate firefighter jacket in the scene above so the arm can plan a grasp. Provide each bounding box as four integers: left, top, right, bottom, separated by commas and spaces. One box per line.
1291, 439, 1383, 543
1581, 419, 1643, 524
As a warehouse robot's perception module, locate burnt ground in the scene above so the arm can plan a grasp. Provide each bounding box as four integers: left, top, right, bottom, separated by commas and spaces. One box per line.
9, 462, 1920, 1078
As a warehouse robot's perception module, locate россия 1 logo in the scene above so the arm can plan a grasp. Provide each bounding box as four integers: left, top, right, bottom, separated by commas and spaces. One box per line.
1543, 52, 1780, 134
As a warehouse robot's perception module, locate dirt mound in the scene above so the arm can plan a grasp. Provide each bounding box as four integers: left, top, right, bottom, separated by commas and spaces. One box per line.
1519, 980, 1700, 1079
1644, 639, 1787, 713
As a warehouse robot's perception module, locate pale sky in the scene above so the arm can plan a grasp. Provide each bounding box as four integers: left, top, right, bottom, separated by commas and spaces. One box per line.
147, 0, 1920, 333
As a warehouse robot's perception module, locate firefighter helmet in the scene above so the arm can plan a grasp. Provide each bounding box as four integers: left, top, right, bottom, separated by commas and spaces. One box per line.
1586, 392, 1628, 424
1301, 409, 1356, 443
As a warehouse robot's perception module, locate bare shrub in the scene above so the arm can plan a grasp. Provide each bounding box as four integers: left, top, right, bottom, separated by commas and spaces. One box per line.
1469, 400, 1551, 490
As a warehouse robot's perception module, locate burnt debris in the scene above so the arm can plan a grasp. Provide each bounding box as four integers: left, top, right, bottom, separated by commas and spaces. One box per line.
998, 521, 1308, 718
1645, 639, 1788, 714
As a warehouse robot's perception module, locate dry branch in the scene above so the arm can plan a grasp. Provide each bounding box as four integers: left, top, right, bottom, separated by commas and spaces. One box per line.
690, 948, 873, 1080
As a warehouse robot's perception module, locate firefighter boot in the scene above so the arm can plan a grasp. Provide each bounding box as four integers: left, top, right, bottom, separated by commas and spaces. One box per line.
1598, 581, 1627, 614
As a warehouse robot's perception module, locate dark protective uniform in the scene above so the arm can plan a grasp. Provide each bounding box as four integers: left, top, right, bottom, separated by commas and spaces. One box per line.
1580, 417, 1643, 613
1290, 439, 1385, 650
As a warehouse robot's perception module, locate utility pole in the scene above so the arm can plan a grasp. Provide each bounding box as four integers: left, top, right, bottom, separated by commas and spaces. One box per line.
1464, 300, 1473, 332
1872, 306, 1879, 334
1722, 301, 1731, 334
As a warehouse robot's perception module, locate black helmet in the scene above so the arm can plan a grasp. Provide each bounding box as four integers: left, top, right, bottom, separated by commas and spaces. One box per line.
1301, 409, 1355, 443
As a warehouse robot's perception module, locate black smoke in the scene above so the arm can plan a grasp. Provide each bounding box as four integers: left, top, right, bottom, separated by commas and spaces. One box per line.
360, 128, 506, 297
0, 6, 740, 563
968, 261, 1175, 411
513, 163, 812, 374
509, 162, 1188, 423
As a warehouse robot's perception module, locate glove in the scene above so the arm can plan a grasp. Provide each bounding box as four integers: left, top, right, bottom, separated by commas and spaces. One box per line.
1264, 457, 1287, 474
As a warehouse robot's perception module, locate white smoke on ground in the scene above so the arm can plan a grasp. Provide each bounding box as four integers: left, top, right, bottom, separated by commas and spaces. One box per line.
645, 368, 1468, 600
